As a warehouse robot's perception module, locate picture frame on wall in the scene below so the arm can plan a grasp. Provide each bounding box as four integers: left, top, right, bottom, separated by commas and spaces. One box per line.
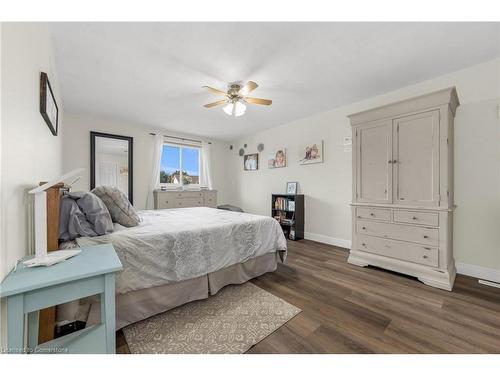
299, 140, 323, 165
268, 148, 287, 168
40, 72, 59, 136
244, 153, 259, 171
286, 181, 298, 195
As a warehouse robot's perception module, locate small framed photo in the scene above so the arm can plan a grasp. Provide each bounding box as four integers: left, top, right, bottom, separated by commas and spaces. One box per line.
288, 200, 295, 211
39, 72, 59, 136
244, 153, 258, 171
286, 181, 298, 195
268, 148, 287, 169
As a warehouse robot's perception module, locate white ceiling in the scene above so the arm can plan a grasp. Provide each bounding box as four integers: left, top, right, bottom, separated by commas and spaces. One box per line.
50, 22, 500, 141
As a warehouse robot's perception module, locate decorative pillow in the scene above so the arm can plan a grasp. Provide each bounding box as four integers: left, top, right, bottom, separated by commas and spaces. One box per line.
91, 186, 140, 227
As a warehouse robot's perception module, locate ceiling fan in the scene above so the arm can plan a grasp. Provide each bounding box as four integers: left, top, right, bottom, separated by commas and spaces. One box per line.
203, 81, 272, 117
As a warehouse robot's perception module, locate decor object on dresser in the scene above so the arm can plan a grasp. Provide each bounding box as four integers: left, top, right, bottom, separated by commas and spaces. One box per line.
244, 153, 258, 171
348, 87, 459, 291
39, 72, 59, 136
286, 181, 298, 195
154, 190, 217, 209
299, 140, 323, 165
268, 148, 287, 168
272, 194, 304, 241
90, 131, 134, 204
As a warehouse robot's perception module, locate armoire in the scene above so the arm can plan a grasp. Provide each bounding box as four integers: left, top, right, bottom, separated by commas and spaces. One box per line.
348, 87, 459, 291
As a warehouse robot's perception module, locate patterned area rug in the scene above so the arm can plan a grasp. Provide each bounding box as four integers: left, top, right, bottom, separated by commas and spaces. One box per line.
122, 282, 301, 354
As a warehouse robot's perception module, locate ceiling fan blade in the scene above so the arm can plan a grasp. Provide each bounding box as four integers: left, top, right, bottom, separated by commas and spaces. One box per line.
238, 81, 258, 96
202, 86, 227, 96
204, 100, 227, 108
245, 97, 272, 106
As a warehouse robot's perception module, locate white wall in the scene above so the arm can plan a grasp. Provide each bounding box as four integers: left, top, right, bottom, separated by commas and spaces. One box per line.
229, 58, 500, 275
0, 22, 64, 346
62, 114, 233, 209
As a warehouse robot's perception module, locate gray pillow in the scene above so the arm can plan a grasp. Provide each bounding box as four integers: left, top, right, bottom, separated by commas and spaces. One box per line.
59, 192, 114, 241
91, 186, 140, 227
77, 192, 114, 235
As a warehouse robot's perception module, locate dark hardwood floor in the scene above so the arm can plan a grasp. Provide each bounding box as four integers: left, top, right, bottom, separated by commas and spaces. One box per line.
116, 239, 500, 354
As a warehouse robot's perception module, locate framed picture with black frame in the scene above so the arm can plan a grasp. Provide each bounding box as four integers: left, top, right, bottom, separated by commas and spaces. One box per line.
39, 72, 59, 136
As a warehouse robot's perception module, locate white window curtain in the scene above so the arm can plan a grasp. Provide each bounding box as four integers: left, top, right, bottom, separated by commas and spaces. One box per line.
200, 141, 213, 190
146, 134, 164, 209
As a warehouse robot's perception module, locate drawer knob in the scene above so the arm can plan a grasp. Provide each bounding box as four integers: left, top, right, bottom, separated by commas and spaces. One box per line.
412, 216, 418, 220
423, 247, 431, 250
362, 226, 366, 230
361, 243, 366, 246
357, 216, 362, 218
423, 255, 428, 259
370, 213, 375, 216
423, 235, 428, 239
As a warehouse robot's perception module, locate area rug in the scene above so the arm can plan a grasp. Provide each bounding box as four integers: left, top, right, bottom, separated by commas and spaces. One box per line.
122, 282, 301, 354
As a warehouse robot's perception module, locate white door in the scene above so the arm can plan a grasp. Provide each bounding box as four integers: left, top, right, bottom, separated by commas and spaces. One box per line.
393, 110, 440, 206
97, 161, 118, 187
355, 120, 393, 204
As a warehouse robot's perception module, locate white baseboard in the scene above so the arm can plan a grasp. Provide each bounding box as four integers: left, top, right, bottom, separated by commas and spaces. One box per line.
456, 262, 500, 283
303, 233, 500, 283
304, 232, 351, 249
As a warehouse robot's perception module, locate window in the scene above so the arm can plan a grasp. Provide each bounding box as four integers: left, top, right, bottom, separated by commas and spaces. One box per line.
159, 143, 201, 186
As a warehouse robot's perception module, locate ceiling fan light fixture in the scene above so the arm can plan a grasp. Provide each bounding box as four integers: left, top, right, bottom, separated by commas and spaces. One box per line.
223, 102, 234, 116
233, 100, 246, 117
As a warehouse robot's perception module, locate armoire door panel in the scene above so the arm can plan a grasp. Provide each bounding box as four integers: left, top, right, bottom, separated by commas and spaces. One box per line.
356, 121, 392, 204
393, 110, 440, 206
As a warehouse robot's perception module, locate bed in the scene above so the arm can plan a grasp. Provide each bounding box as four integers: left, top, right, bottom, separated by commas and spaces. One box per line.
59, 205, 287, 330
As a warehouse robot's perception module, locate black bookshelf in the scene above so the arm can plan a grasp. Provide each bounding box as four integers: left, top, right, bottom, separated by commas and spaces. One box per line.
271, 194, 304, 241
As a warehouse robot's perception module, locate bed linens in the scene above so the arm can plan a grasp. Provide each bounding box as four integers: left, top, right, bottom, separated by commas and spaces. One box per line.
76, 207, 287, 294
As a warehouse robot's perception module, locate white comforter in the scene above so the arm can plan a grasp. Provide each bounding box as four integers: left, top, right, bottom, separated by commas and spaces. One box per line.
76, 207, 287, 294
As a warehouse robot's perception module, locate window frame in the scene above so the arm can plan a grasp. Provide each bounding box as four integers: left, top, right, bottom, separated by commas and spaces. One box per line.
158, 142, 202, 188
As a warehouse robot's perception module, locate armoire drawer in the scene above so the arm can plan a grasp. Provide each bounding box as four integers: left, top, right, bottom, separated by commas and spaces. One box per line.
356, 220, 438, 246
356, 207, 390, 221
393, 210, 439, 226
357, 234, 438, 267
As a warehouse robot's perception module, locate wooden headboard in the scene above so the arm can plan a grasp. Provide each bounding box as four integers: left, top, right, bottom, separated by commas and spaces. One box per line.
37, 181, 67, 343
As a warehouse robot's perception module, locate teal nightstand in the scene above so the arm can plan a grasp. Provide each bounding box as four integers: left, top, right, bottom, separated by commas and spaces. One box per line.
0, 244, 122, 354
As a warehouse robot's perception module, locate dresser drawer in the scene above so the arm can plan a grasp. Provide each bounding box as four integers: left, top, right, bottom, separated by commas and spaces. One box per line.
157, 197, 176, 209
175, 191, 204, 199
175, 198, 204, 207
356, 207, 390, 221
357, 234, 438, 267
393, 210, 439, 226
356, 220, 438, 246
204, 192, 217, 208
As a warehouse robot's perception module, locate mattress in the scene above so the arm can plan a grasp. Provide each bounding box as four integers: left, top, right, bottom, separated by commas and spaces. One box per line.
76, 207, 287, 294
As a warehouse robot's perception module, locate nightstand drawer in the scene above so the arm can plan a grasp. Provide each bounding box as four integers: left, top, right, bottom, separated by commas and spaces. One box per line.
356, 207, 390, 221
357, 235, 438, 267
393, 210, 439, 226
356, 220, 438, 246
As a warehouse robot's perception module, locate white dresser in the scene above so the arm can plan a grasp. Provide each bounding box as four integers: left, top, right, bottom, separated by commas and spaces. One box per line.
348, 87, 459, 291
154, 190, 217, 209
